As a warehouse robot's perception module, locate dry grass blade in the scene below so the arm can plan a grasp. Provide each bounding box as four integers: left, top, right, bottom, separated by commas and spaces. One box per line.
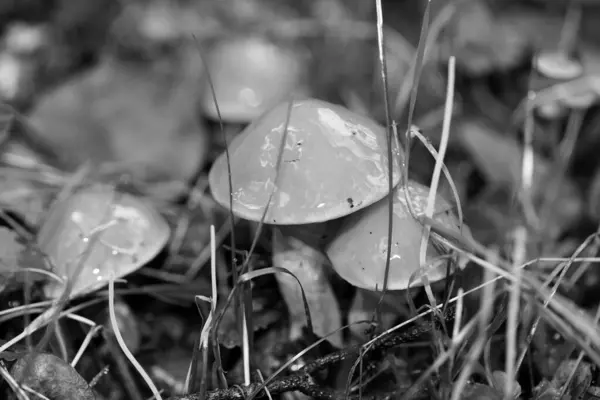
458, 242, 600, 368
208, 98, 295, 391
403, 0, 430, 133
399, 1, 433, 222
503, 74, 537, 398
190, 36, 236, 271
239, 266, 313, 335
373, 0, 396, 327
239, 98, 294, 276
1, 361, 31, 400
108, 274, 162, 400
196, 225, 219, 398
537, 109, 584, 235
70, 325, 102, 368
409, 128, 464, 229
394, 0, 456, 131
165, 179, 210, 275
186, 218, 233, 279
418, 55, 455, 312
449, 268, 498, 400
241, 264, 332, 400
192, 35, 240, 387
556, 304, 600, 399
0, 176, 115, 356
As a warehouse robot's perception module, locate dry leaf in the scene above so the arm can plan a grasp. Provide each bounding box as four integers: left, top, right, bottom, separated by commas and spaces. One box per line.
9, 352, 95, 400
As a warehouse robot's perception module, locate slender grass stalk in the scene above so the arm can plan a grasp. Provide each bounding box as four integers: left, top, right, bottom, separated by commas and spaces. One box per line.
108, 274, 162, 400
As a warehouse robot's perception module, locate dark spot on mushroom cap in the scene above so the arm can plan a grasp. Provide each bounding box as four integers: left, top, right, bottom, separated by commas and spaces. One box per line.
347, 198, 354, 208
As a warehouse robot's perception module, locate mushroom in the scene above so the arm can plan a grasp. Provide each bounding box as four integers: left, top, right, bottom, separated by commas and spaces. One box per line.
201, 36, 308, 124
209, 98, 402, 346
39, 183, 170, 299
532, 50, 597, 119
534, 50, 583, 81
0, 23, 47, 105
201, 36, 309, 158
325, 180, 468, 337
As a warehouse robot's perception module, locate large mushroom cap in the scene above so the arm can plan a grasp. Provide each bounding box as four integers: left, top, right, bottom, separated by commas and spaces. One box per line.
209, 98, 403, 225
326, 181, 464, 291
201, 36, 307, 123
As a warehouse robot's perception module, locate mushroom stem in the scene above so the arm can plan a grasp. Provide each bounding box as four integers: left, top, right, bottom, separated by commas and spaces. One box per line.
348, 289, 399, 343
272, 223, 343, 348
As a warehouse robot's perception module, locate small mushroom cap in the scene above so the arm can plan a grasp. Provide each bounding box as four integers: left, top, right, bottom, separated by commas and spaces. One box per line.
39, 184, 170, 299
209, 98, 403, 225
201, 37, 307, 123
4, 23, 47, 55
536, 101, 568, 120
326, 181, 464, 291
535, 52, 583, 81
558, 86, 598, 109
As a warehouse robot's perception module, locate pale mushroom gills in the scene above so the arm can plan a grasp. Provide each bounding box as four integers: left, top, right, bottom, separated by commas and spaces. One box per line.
39, 183, 170, 299
209, 98, 402, 347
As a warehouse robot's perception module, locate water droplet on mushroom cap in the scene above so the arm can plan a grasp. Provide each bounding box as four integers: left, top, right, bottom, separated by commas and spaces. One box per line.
208, 98, 403, 224
39, 184, 170, 299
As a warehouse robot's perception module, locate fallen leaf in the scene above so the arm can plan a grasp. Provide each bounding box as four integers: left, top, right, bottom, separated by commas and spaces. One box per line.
9, 352, 95, 400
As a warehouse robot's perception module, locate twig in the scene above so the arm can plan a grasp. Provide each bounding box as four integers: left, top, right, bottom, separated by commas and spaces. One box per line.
165, 307, 454, 400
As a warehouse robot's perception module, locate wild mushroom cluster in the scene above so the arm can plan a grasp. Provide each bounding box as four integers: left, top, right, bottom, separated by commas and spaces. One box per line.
26, 34, 469, 351
29, 35, 308, 305
208, 97, 470, 347
3, 32, 472, 399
